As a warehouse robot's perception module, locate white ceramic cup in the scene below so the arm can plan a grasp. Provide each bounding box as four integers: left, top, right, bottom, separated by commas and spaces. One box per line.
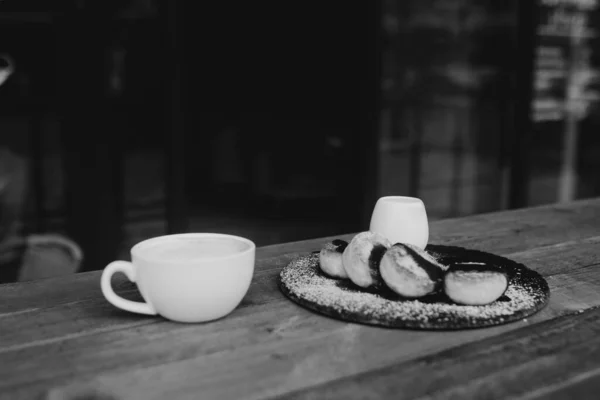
101, 233, 255, 323
369, 196, 429, 249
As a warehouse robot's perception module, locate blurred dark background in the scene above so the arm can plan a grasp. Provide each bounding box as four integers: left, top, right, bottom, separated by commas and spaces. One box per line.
0, 0, 599, 277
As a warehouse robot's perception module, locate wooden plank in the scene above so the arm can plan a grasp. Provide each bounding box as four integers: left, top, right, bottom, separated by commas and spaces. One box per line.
0, 268, 277, 350
531, 370, 600, 400
428, 198, 600, 253
4, 197, 596, 316
274, 307, 600, 400
0, 251, 301, 316
0, 271, 115, 315
0, 199, 598, 398
0, 200, 598, 346
0, 207, 593, 300
1, 231, 598, 347
2, 198, 598, 305
2, 233, 600, 399
34, 273, 600, 400
509, 235, 600, 277
256, 198, 600, 262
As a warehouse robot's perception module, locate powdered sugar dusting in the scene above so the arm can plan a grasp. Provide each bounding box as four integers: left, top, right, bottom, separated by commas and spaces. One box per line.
279, 249, 549, 330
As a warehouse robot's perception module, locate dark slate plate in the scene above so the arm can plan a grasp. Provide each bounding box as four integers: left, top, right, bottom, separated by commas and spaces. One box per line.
278, 244, 550, 330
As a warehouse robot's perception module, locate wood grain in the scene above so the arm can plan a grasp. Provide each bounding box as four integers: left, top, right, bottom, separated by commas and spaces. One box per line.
3, 198, 598, 316
2, 224, 597, 352
531, 369, 600, 400
1, 199, 600, 399
275, 306, 600, 400
11, 261, 600, 400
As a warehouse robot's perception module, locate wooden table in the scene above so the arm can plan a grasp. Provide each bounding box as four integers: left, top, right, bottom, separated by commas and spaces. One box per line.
1, 199, 600, 400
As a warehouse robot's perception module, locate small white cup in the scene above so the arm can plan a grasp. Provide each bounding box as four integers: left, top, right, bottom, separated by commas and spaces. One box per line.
369, 196, 429, 249
101, 233, 255, 323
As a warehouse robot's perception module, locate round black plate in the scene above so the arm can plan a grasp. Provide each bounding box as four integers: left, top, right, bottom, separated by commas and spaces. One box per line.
278, 245, 550, 330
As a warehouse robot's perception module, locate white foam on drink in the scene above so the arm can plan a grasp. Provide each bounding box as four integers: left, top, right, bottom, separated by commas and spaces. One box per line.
141, 237, 250, 262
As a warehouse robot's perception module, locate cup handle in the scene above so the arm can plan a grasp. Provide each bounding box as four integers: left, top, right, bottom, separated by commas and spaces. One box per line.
101, 261, 157, 315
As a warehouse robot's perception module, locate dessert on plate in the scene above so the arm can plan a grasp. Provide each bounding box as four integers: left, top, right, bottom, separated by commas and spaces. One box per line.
319, 239, 349, 279
319, 232, 510, 306
279, 231, 550, 330
380, 243, 447, 298
341, 231, 391, 290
